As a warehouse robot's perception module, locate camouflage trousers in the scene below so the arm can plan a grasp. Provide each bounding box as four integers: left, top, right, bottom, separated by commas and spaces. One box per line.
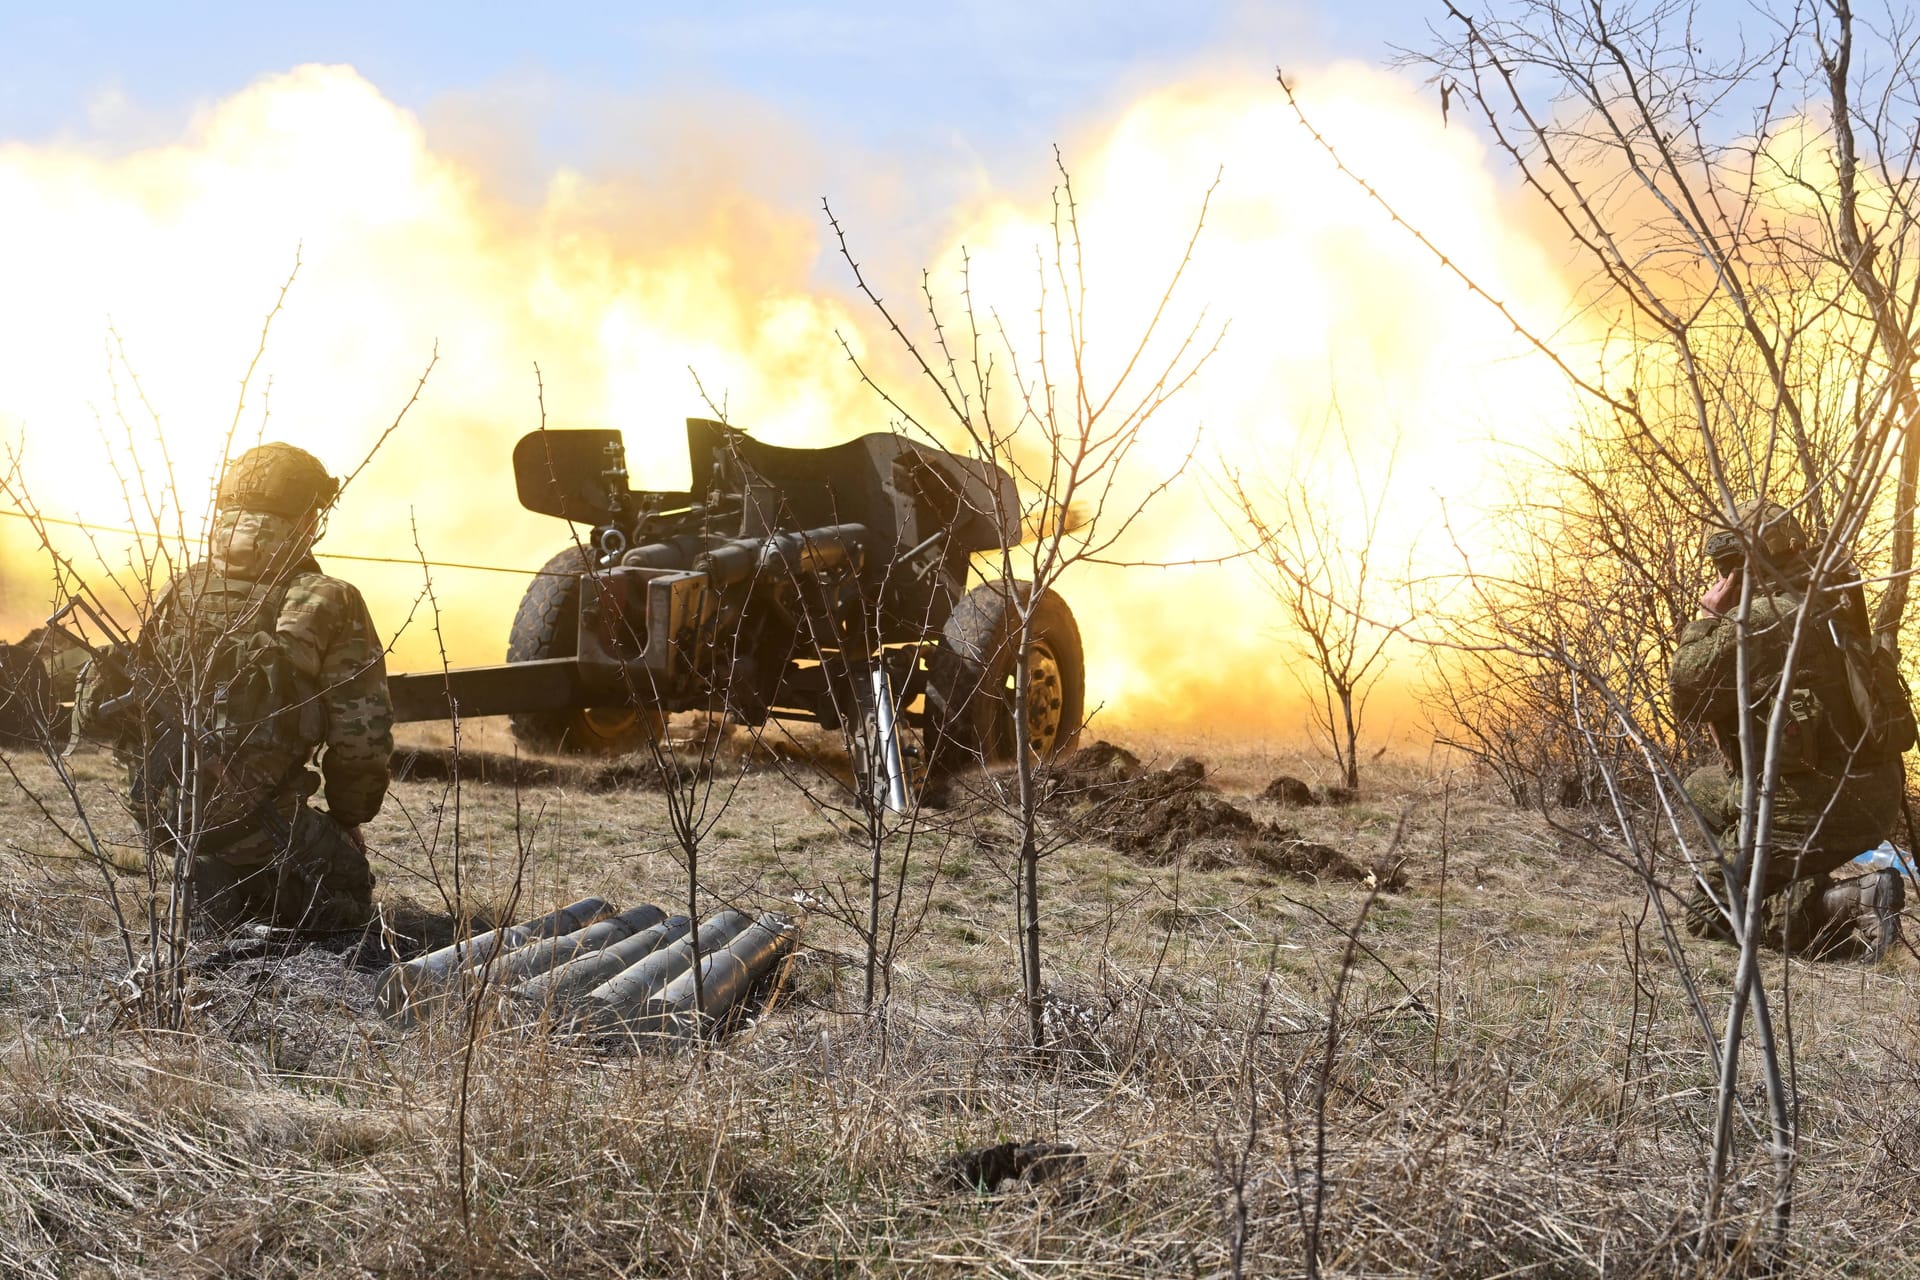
1680, 759, 1902, 952
186, 803, 374, 933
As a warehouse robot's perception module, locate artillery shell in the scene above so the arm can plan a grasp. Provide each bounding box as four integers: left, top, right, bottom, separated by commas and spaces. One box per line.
641, 913, 796, 1036
573, 910, 753, 1034
469, 903, 666, 989
376, 896, 610, 1021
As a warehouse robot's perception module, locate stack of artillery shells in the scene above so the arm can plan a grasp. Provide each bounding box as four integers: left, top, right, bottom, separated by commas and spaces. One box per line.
551, 911, 746, 1026
511, 913, 694, 1011
377, 897, 798, 1040
376, 896, 611, 1022
611, 912, 798, 1038
482, 904, 667, 987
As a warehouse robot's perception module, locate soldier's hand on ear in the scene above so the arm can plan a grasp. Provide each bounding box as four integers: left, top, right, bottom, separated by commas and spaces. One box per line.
1700, 568, 1741, 618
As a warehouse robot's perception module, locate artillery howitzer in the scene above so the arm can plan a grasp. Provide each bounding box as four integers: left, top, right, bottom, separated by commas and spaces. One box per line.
389, 419, 1085, 797
0, 628, 87, 747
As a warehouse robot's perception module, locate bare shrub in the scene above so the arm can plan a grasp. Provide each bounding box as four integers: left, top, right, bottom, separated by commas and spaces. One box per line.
828, 151, 1223, 1047
1223, 415, 1410, 792
1290, 0, 1920, 1248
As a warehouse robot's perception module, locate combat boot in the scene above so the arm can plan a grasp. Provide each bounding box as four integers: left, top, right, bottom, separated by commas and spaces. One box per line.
1813, 869, 1905, 961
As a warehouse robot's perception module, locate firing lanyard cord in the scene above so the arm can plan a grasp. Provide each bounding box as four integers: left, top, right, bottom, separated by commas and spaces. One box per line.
0, 505, 559, 577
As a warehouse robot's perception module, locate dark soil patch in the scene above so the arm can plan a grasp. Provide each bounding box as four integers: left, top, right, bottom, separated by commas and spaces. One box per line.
390, 745, 685, 793
1261, 775, 1358, 807
188, 897, 482, 975
941, 1140, 1084, 1193
375, 896, 504, 960
390, 747, 565, 789
583, 759, 677, 792
1263, 775, 1319, 806
1049, 742, 1370, 883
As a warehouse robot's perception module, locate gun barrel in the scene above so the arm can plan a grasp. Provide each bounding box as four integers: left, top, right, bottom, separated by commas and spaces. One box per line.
696, 524, 867, 588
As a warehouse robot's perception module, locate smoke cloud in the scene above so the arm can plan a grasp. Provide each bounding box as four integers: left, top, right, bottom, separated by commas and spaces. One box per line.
0, 62, 1580, 740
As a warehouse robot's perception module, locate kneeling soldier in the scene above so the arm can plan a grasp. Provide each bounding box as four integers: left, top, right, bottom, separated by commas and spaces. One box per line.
77, 443, 392, 931
1672, 499, 1908, 958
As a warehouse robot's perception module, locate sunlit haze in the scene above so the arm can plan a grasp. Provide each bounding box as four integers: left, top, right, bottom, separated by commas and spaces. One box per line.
0, 4, 1745, 736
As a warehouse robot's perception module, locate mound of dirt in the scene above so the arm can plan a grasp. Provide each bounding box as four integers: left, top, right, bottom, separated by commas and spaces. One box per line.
1054, 740, 1142, 786
1050, 742, 1367, 882
1114, 784, 1256, 851
1263, 775, 1319, 807
1261, 775, 1359, 807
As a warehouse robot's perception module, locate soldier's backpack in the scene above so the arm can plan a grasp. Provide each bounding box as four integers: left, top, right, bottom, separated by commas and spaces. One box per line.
1824, 597, 1918, 760
81, 569, 322, 819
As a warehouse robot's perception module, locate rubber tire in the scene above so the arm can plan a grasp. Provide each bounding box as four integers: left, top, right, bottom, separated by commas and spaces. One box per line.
506, 545, 659, 756
0, 642, 53, 747
927, 581, 1085, 769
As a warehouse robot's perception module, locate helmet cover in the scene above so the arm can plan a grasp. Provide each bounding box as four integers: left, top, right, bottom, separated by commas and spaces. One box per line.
216, 444, 339, 519
1703, 497, 1809, 568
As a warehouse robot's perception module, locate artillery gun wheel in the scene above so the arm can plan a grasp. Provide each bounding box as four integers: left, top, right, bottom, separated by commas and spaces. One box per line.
506, 546, 663, 755
927, 581, 1084, 771
0, 638, 56, 747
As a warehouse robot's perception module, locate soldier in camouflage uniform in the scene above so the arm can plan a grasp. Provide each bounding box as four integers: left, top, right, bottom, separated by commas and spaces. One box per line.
81, 444, 392, 932
1671, 499, 1906, 957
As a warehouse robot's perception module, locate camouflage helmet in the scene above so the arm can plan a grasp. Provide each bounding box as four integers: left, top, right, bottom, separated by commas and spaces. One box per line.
216, 443, 339, 519
1702, 498, 1809, 568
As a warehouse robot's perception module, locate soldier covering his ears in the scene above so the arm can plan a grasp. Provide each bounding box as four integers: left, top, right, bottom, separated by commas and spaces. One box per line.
1671, 498, 1911, 958
74, 444, 392, 931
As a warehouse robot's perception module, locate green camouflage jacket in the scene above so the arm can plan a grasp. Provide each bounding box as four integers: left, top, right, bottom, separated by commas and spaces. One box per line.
1670, 584, 1869, 775
164, 508, 393, 825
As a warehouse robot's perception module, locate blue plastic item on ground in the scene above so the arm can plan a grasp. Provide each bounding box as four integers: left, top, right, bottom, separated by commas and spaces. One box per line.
1853, 841, 1916, 876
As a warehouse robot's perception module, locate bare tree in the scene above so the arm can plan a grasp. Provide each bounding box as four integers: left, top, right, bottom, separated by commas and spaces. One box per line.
827, 150, 1224, 1047
1279, 0, 1920, 1251
0, 278, 431, 1028
1224, 417, 1407, 790
1423, 410, 1710, 808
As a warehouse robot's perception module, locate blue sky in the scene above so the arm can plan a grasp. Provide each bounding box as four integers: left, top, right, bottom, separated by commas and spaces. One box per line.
0, 1, 1791, 352
0, 1, 1450, 161
0, 1, 1516, 289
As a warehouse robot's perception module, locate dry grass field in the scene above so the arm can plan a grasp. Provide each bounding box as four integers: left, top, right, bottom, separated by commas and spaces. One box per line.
3, 722, 1920, 1277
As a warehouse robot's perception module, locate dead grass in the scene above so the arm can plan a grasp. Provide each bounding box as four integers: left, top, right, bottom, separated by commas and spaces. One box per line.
1, 725, 1918, 1276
